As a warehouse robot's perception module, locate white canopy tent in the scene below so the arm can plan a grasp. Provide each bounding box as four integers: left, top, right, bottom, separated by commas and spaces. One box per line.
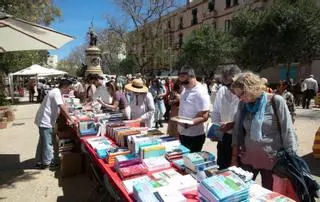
8, 64, 67, 103
11, 64, 67, 76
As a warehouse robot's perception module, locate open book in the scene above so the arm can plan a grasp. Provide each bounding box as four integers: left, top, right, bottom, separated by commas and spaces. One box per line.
171, 116, 194, 125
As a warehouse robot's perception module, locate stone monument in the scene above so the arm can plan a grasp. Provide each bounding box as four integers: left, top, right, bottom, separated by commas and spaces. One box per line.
85, 24, 104, 76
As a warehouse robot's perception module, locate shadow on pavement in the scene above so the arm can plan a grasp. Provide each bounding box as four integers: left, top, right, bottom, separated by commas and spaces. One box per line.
301, 153, 320, 177
0, 154, 40, 188
53, 164, 101, 202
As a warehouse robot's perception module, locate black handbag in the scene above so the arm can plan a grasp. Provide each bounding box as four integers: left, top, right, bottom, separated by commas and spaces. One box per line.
271, 96, 319, 202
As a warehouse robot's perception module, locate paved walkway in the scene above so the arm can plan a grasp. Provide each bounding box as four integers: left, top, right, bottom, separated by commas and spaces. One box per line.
0, 104, 319, 201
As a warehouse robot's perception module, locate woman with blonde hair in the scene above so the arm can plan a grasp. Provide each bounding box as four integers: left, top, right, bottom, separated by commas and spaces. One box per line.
231, 72, 297, 190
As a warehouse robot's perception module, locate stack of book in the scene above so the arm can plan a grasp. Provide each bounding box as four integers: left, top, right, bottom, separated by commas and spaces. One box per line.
183, 153, 205, 172
165, 145, 190, 161
183, 151, 216, 172
140, 144, 166, 159
106, 122, 125, 138
123, 119, 142, 127
106, 112, 123, 122
118, 163, 148, 179
142, 157, 171, 171
172, 159, 186, 172
249, 183, 295, 201
133, 182, 187, 202
123, 175, 152, 193
114, 153, 142, 171
86, 137, 114, 159
133, 182, 159, 202
114, 128, 141, 147
105, 147, 131, 165
128, 134, 168, 154
198, 170, 249, 202
79, 121, 97, 136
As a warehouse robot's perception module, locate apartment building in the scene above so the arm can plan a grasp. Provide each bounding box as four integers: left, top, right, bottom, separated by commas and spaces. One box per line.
129, 0, 272, 72
130, 0, 320, 82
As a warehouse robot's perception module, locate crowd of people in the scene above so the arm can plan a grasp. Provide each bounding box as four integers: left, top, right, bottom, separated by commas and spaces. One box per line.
33, 66, 319, 193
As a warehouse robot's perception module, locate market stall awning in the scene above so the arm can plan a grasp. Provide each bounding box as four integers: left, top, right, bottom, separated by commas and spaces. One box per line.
0, 12, 74, 52
12, 64, 67, 76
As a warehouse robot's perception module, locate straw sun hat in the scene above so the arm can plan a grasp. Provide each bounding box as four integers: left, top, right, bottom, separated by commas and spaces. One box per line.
125, 79, 148, 93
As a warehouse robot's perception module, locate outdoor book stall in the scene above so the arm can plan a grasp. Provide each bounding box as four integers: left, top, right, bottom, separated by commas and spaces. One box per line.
56, 96, 296, 202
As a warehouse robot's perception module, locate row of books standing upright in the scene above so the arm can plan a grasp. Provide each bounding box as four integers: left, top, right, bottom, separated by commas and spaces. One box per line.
68, 103, 295, 202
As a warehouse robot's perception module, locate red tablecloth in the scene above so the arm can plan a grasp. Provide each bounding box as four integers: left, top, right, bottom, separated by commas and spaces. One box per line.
81, 136, 199, 202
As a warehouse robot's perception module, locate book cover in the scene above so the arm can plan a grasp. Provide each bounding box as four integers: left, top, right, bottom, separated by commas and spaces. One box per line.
201, 171, 249, 200
123, 175, 151, 193
171, 116, 194, 125
151, 168, 182, 181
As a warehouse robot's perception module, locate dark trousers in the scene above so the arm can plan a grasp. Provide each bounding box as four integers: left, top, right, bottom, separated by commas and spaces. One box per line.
217, 133, 233, 170
294, 93, 302, 106
302, 89, 315, 109
240, 163, 273, 190
180, 134, 206, 153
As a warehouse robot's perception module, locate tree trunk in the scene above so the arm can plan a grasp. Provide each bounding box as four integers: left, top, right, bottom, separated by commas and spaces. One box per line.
286, 62, 291, 81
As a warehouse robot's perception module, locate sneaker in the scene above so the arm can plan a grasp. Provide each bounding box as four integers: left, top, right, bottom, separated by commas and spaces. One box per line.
40, 164, 49, 169
49, 162, 60, 169
35, 163, 42, 169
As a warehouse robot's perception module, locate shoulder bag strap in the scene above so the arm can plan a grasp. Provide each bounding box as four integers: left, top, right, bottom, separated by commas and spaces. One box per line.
271, 95, 284, 146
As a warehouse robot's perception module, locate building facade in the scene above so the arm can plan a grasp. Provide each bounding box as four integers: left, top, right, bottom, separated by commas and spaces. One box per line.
47, 54, 58, 68
130, 0, 320, 83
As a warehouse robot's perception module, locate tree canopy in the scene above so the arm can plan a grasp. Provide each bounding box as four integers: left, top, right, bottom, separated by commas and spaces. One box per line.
231, 0, 320, 72
0, 0, 61, 74
176, 25, 234, 74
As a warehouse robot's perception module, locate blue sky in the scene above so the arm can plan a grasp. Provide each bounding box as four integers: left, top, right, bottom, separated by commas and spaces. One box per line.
49, 0, 122, 60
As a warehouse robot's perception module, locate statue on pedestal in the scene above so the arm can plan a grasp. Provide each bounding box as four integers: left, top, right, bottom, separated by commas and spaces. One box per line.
87, 24, 98, 47
85, 22, 103, 76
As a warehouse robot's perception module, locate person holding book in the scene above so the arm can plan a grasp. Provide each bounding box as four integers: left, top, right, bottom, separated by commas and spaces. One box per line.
177, 66, 210, 152
167, 81, 182, 139
97, 81, 131, 120
125, 79, 155, 128
211, 65, 241, 170
231, 72, 297, 190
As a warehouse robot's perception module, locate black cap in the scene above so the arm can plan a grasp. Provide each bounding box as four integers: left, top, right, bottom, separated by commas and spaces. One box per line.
178, 65, 196, 77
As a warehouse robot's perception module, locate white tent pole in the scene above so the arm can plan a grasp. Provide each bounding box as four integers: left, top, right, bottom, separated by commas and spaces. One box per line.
8, 73, 14, 104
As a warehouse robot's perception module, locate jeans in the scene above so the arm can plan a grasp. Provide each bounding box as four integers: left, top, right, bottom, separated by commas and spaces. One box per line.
154, 101, 166, 122
180, 134, 206, 153
35, 127, 53, 165
217, 133, 233, 170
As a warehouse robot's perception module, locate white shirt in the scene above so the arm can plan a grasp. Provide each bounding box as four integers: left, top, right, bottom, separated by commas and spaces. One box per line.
211, 86, 239, 133
35, 88, 64, 128
178, 83, 211, 137
303, 78, 318, 92
130, 92, 155, 128
93, 85, 112, 104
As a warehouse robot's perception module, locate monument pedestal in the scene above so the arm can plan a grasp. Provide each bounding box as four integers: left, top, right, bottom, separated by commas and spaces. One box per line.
85, 46, 103, 76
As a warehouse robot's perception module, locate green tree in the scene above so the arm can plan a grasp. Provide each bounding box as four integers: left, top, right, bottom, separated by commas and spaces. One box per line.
176, 25, 233, 74
231, 0, 320, 75
107, 0, 182, 73
118, 57, 138, 75
0, 0, 61, 74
